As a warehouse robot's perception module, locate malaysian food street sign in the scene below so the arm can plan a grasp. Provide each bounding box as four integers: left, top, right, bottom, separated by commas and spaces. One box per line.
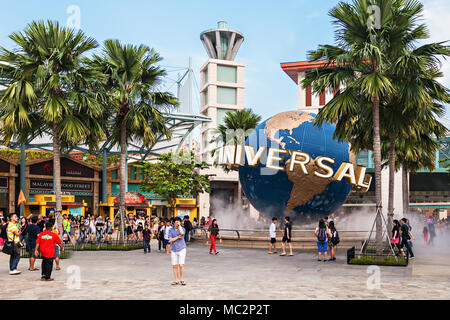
30, 179, 93, 193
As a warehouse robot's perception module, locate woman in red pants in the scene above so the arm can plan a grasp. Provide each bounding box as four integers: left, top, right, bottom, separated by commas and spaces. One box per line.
209, 219, 222, 255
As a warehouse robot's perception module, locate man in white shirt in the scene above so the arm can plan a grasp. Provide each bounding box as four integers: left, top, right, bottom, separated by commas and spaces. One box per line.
268, 217, 277, 254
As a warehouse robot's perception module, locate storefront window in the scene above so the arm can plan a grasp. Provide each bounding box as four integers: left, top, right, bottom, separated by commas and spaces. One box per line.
0, 193, 8, 215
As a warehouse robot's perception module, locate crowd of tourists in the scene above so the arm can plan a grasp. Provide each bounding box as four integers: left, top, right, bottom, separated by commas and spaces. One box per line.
0, 212, 63, 280
0, 211, 201, 283
267, 216, 340, 261
421, 216, 449, 246
2, 209, 448, 284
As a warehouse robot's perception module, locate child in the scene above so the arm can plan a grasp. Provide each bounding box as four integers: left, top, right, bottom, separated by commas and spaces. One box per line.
51, 222, 62, 270
268, 217, 277, 254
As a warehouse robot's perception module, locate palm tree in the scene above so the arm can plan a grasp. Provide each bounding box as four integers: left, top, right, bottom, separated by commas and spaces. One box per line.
0, 21, 103, 233
88, 40, 178, 242
209, 108, 261, 167
383, 44, 449, 222
441, 157, 450, 173
302, 0, 443, 252
397, 134, 442, 214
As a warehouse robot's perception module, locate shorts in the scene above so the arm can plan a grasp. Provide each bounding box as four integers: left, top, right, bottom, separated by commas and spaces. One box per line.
270, 238, 276, 244
317, 241, 328, 253
27, 244, 37, 258
137, 227, 143, 232
164, 239, 170, 245
126, 226, 133, 234
282, 236, 291, 243
171, 248, 186, 266
54, 245, 60, 258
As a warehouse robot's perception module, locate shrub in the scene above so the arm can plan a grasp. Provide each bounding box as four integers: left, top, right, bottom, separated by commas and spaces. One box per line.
74, 243, 142, 251
21, 251, 72, 259
349, 255, 407, 266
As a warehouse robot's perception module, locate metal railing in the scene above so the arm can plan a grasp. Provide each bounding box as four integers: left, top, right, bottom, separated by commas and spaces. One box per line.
19, 239, 145, 258
192, 227, 369, 242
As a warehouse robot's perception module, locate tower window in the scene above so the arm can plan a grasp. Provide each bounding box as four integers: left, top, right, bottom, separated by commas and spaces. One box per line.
217, 65, 237, 83
217, 86, 237, 105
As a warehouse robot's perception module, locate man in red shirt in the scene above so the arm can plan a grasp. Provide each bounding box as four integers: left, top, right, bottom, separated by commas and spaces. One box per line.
35, 222, 64, 281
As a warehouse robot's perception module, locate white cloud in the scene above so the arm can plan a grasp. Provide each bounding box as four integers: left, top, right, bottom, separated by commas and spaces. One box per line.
422, 0, 450, 87
422, 0, 450, 119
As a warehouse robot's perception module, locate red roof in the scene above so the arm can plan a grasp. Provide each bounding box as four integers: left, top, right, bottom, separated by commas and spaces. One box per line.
280, 60, 333, 84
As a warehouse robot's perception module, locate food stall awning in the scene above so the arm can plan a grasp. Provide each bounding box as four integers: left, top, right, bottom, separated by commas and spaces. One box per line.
113, 191, 148, 206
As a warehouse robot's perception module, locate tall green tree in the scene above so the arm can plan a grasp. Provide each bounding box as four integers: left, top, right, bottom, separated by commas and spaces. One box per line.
302, 0, 446, 252
383, 44, 449, 220
0, 21, 103, 233
139, 152, 214, 217
88, 40, 178, 242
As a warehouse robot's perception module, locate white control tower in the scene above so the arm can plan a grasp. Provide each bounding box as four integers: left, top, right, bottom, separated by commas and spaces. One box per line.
198, 21, 248, 219
200, 21, 244, 61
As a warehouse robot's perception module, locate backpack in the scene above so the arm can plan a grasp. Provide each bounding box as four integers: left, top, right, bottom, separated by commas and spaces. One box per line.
317, 227, 327, 242
158, 226, 165, 240
330, 230, 340, 246
0, 223, 8, 240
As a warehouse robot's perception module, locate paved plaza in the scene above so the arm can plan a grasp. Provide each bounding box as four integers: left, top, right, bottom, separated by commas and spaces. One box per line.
1, 241, 449, 300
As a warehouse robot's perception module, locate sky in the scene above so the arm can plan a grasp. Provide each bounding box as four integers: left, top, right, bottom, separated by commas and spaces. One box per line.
1, 0, 449, 127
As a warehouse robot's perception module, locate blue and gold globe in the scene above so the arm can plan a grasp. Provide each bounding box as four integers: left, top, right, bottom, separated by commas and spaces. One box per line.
238, 110, 355, 218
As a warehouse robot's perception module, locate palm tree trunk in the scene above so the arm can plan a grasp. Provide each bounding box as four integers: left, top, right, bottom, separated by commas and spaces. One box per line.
119, 116, 127, 243
52, 123, 63, 238
387, 133, 396, 234
402, 161, 409, 215
372, 94, 383, 253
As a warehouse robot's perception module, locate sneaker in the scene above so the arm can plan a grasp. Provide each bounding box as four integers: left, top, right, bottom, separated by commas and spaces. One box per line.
409, 256, 415, 259
9, 270, 21, 275
215, 252, 219, 255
